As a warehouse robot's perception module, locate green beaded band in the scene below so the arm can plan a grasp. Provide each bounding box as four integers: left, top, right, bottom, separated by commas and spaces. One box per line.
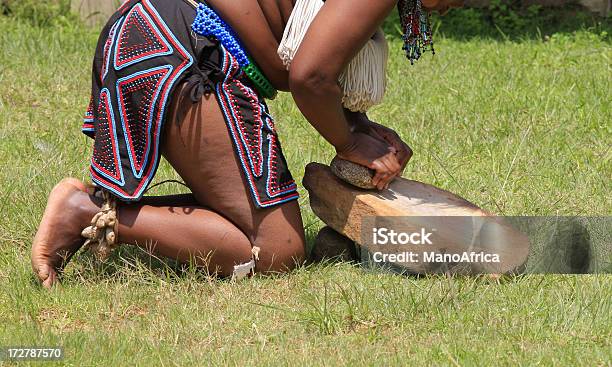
243, 57, 278, 100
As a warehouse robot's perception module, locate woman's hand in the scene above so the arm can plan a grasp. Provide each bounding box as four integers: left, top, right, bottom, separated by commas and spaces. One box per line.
288, 0, 399, 182
350, 114, 413, 176
336, 132, 403, 190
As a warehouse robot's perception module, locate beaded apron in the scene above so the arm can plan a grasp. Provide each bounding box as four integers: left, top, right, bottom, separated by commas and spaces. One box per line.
82, 0, 298, 208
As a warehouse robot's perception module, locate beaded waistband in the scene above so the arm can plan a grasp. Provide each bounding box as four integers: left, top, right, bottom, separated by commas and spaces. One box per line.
191, 3, 278, 99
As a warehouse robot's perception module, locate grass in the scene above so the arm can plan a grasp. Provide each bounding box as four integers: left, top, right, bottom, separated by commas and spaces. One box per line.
0, 13, 611, 366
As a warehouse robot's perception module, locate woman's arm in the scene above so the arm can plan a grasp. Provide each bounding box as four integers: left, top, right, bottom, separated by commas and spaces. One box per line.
289, 0, 402, 188
206, 0, 290, 91
344, 109, 369, 131
422, 0, 464, 15
289, 0, 396, 151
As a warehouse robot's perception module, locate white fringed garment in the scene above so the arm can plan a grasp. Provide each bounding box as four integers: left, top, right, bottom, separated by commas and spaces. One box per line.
278, 0, 389, 112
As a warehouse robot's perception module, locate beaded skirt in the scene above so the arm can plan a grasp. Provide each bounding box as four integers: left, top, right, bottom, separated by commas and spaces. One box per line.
82, 0, 298, 208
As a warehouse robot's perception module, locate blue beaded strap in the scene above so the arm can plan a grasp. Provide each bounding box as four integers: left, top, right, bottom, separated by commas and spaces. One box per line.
191, 3, 277, 99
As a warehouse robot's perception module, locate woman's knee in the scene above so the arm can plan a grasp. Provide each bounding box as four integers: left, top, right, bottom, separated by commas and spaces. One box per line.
255, 233, 306, 274
209, 227, 254, 276
251, 203, 306, 274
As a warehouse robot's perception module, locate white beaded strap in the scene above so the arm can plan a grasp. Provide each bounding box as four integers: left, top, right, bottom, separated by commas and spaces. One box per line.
278, 0, 389, 112
339, 29, 388, 112
277, 0, 324, 67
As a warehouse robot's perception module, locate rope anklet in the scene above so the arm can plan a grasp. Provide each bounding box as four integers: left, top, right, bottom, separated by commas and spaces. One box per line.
81, 188, 119, 261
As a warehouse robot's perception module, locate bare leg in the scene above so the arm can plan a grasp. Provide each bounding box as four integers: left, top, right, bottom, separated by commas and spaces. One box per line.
31, 186, 253, 287
116, 201, 254, 274
31, 84, 305, 287
162, 85, 306, 273
112, 83, 306, 274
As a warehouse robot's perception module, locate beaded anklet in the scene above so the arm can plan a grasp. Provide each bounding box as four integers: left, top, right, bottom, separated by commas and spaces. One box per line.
191, 3, 277, 99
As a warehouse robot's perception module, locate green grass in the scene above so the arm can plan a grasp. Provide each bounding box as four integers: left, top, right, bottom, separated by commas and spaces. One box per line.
1, 14, 611, 366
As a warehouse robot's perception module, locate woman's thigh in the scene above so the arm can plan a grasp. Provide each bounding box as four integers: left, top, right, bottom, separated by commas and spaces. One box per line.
161, 84, 305, 272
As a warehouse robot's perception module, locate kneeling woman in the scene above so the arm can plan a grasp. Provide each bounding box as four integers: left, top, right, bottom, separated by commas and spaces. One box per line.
31, 0, 460, 287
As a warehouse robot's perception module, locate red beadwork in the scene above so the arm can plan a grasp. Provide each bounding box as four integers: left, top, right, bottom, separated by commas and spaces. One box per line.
115, 4, 171, 69
92, 90, 122, 182
117, 67, 169, 175
217, 48, 297, 206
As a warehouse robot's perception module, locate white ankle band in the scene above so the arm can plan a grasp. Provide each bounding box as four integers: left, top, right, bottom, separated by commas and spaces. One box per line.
231, 246, 261, 281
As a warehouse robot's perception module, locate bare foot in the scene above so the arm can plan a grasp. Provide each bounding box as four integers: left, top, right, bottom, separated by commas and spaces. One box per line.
62, 177, 90, 193
31, 178, 97, 288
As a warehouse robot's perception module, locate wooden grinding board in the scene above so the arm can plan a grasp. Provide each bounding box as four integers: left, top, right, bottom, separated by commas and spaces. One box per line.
303, 161, 530, 274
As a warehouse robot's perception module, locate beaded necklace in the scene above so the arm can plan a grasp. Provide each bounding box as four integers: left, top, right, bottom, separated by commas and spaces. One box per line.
191, 3, 278, 99
399, 0, 434, 64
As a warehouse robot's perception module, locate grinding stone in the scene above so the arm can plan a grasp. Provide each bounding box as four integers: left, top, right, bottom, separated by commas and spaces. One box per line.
330, 156, 376, 189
